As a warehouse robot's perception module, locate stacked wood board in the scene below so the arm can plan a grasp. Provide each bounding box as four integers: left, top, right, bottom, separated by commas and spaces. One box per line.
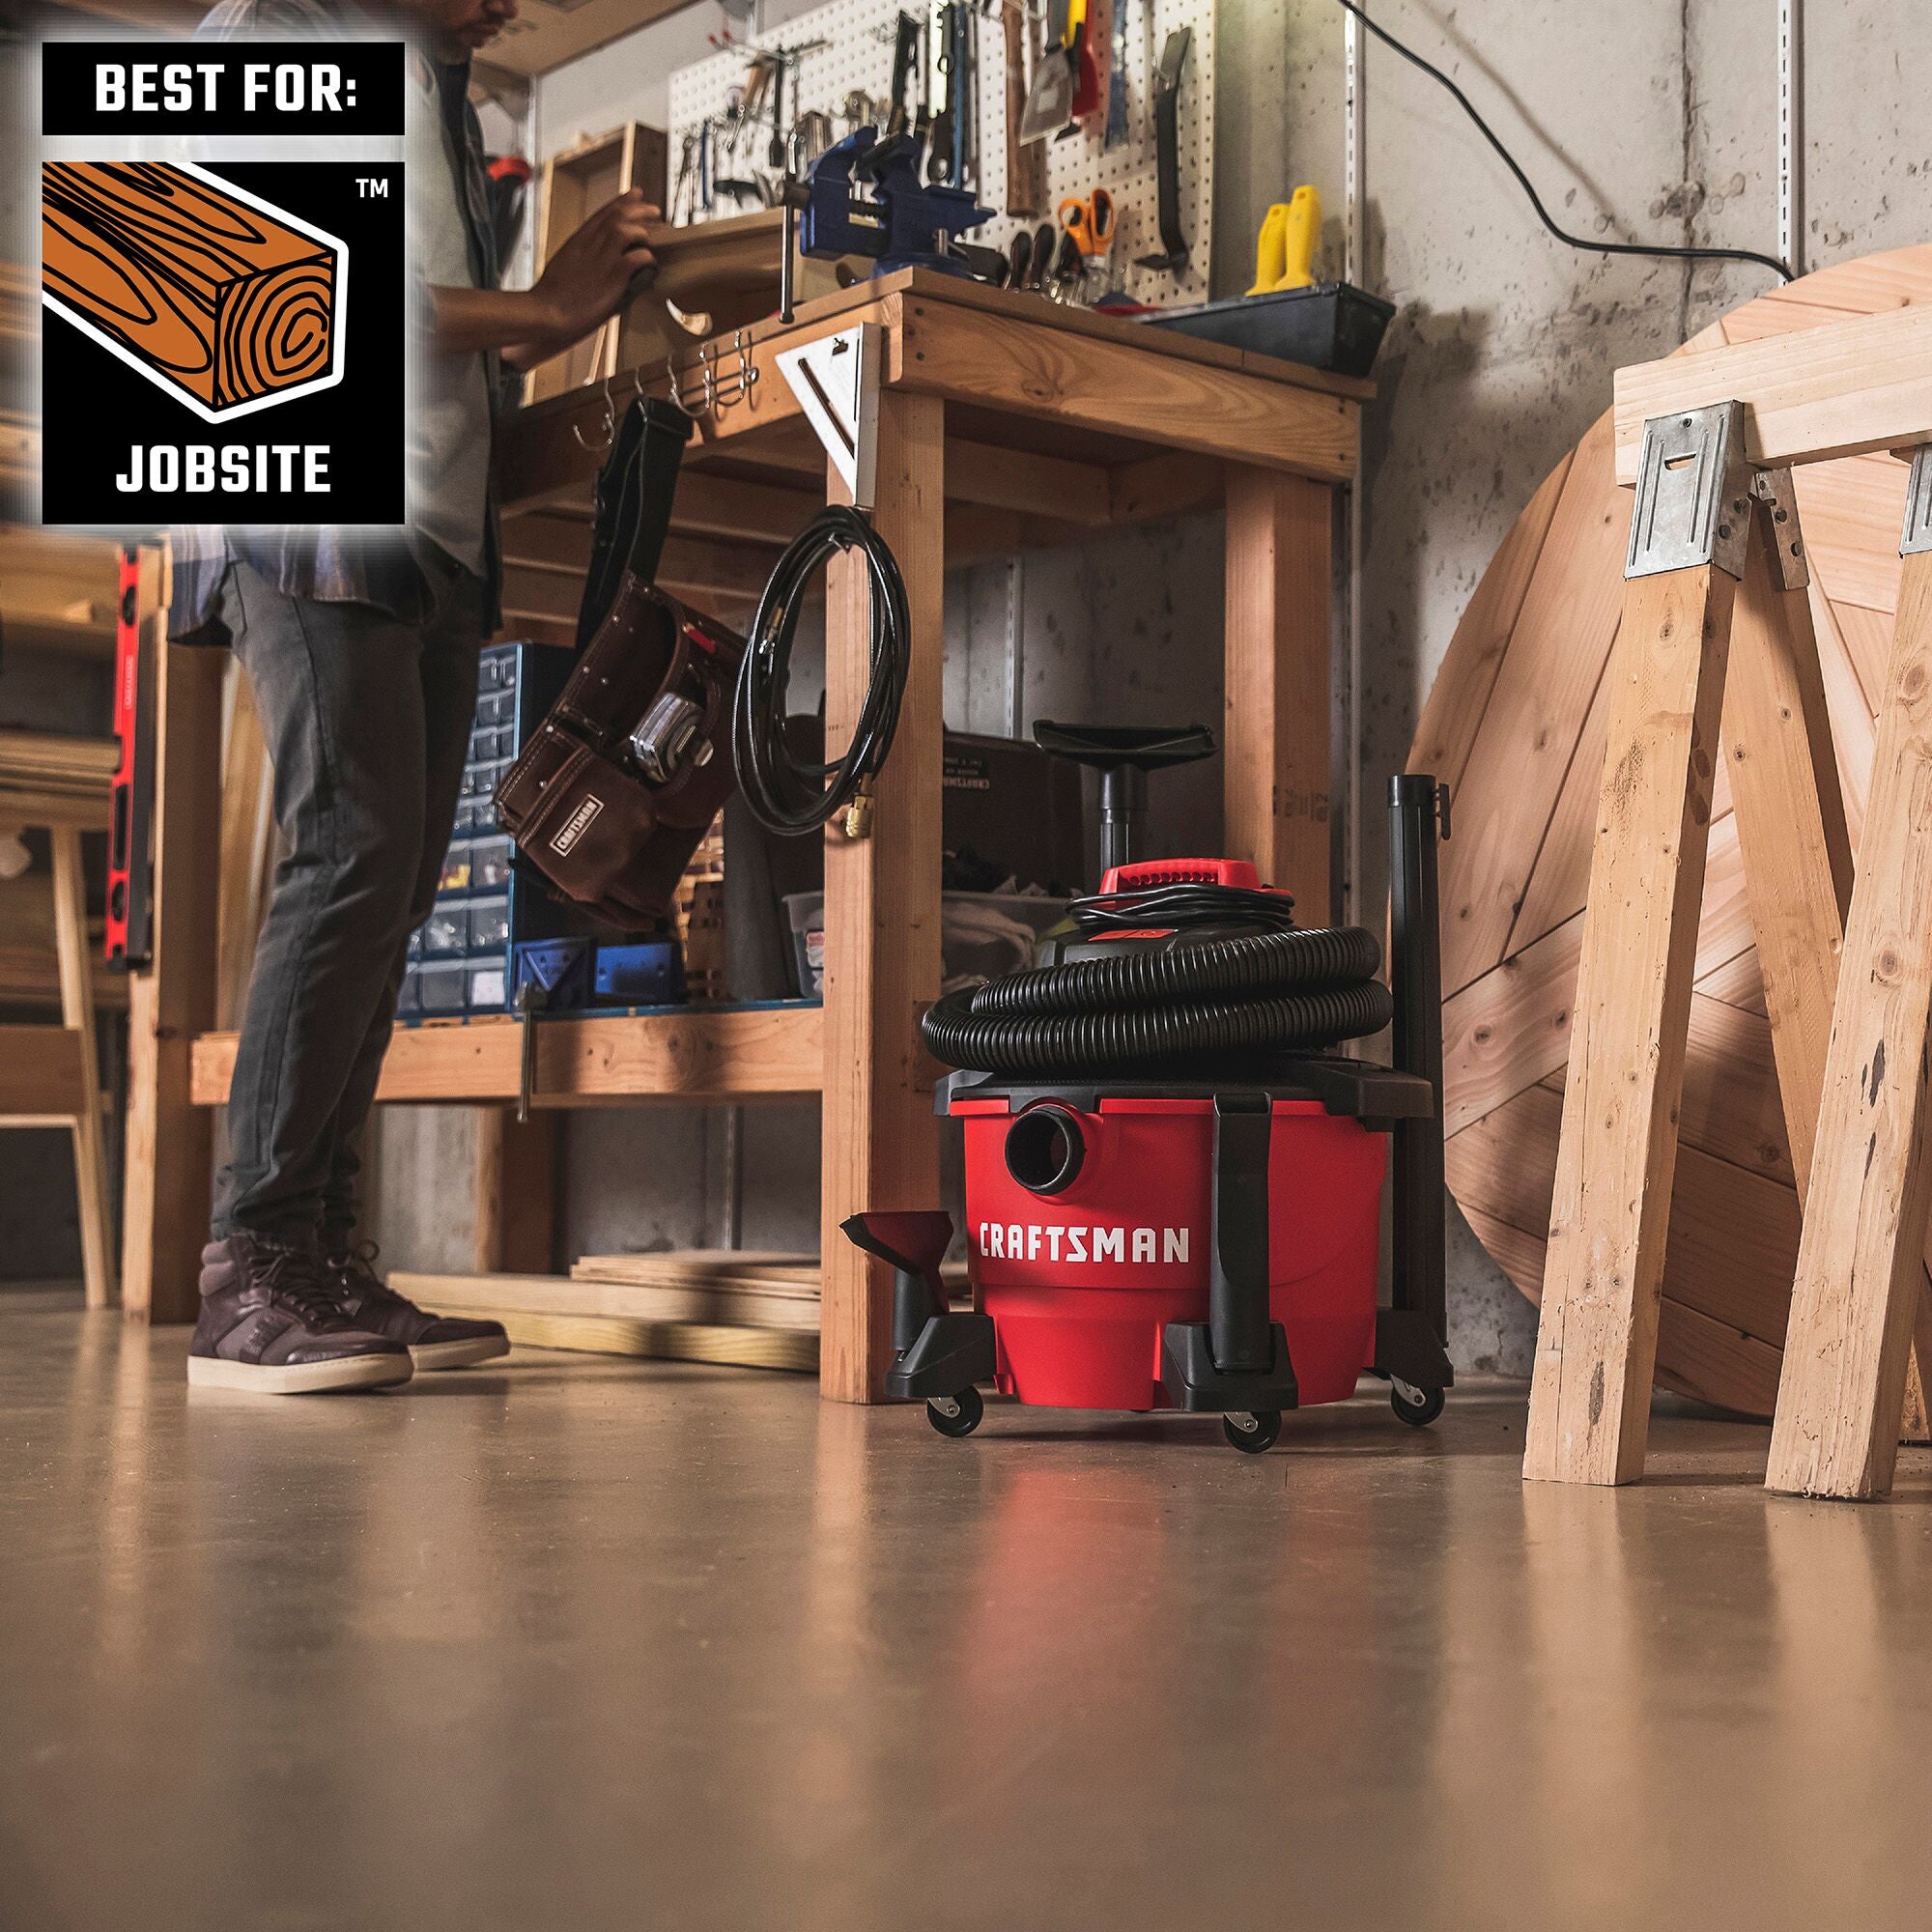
1412, 243, 1932, 1421
0, 731, 118, 830
396, 1248, 968, 1375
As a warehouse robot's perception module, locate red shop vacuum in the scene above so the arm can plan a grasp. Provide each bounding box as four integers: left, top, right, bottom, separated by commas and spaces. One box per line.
844, 737, 1455, 1455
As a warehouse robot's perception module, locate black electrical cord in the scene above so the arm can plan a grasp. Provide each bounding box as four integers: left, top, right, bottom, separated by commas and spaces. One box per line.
732, 504, 911, 836
1069, 882, 1302, 938
1333, 0, 1795, 284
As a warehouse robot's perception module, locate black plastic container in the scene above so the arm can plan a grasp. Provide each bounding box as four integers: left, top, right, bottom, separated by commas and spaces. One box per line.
1143, 280, 1396, 378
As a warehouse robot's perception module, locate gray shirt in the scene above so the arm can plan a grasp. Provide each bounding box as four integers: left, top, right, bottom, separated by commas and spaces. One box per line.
403, 44, 493, 578
169, 0, 502, 645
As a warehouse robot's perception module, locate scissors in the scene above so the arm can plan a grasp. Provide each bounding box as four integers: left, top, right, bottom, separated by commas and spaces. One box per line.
1057, 187, 1116, 262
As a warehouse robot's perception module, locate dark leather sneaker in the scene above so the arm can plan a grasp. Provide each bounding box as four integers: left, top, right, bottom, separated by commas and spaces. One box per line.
189, 1236, 414, 1393
326, 1245, 510, 1371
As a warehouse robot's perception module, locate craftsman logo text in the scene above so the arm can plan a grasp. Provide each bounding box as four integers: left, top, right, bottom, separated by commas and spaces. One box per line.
551, 796, 605, 856
979, 1223, 1191, 1265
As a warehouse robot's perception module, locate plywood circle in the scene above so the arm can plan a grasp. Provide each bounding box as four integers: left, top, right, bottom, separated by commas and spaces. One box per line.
1412, 243, 1932, 1418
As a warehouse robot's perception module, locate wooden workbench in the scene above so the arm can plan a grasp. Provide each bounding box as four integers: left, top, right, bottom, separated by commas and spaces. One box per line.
155, 270, 1369, 1401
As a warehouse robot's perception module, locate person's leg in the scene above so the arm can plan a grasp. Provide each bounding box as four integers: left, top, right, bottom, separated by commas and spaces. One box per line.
313, 556, 508, 1371
317, 554, 487, 1255
213, 563, 431, 1243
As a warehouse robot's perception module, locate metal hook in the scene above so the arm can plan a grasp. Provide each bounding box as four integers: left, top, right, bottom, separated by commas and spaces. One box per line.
571, 372, 619, 452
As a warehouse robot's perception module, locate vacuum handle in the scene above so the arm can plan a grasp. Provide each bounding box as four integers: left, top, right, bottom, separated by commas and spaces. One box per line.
1388, 775, 1448, 1348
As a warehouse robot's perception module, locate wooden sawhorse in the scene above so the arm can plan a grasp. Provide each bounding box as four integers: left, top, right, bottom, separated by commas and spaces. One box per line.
1523, 300, 1932, 1497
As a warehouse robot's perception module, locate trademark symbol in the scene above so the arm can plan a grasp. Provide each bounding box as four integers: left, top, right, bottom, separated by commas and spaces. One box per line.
356, 177, 389, 197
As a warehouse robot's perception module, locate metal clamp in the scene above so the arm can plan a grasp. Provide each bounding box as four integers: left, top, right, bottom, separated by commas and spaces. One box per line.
1902, 445, 1932, 558
1750, 466, 1810, 590
1625, 401, 1751, 581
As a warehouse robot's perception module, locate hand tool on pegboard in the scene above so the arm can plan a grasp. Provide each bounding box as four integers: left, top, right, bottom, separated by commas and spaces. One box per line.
1001, 0, 1047, 213
1103, 0, 1129, 147
1054, 185, 1112, 300
1064, 0, 1099, 129
1134, 26, 1190, 272
1017, 0, 1074, 139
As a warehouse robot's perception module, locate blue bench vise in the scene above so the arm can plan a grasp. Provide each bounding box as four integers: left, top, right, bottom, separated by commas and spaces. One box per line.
797, 128, 994, 279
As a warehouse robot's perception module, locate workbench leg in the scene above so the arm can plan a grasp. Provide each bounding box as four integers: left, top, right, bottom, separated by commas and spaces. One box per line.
472, 1107, 558, 1275
818, 391, 945, 1404
122, 552, 222, 1325
1223, 467, 1332, 922
1767, 536, 1932, 1500
1523, 560, 1738, 1486
51, 825, 115, 1309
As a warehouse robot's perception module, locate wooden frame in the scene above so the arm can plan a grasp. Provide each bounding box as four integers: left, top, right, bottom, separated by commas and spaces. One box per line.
0, 750, 118, 1309
1529, 303, 1932, 1497
141, 270, 1363, 1398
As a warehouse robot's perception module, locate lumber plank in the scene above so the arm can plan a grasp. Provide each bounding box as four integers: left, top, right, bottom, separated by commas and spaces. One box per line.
1107, 452, 1223, 526
50, 827, 115, 1310
818, 390, 945, 1404
1223, 467, 1332, 918
427, 1300, 819, 1373
1441, 414, 1628, 995
1409, 448, 1573, 795
895, 297, 1358, 483
190, 1003, 825, 1106
1768, 547, 1932, 1497
1612, 302, 1932, 485
574, 1249, 819, 1286
471, 1110, 558, 1275
1524, 561, 1738, 1486
1723, 511, 1856, 1192
399, 1268, 820, 1332
43, 162, 336, 412
123, 554, 220, 1326
0, 532, 126, 651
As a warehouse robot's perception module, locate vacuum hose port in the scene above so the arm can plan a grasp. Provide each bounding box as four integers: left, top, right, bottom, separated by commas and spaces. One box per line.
1005, 1105, 1087, 1196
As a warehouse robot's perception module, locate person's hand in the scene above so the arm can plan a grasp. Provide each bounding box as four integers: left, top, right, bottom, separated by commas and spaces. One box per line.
532, 189, 660, 345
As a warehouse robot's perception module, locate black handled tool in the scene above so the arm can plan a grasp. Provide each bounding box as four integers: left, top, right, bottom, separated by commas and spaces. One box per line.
1133, 26, 1191, 273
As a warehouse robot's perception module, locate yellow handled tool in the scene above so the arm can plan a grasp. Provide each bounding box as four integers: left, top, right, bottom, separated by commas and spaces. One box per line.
1247, 185, 1321, 295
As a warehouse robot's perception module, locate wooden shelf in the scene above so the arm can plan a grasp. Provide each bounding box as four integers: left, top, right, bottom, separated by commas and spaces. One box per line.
190, 1003, 824, 1108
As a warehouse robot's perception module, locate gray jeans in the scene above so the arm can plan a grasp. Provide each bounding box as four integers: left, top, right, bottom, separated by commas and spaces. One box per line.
213, 551, 485, 1248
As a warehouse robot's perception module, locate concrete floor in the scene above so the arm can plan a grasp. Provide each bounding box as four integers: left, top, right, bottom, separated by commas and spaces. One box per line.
5, 1287, 1932, 1930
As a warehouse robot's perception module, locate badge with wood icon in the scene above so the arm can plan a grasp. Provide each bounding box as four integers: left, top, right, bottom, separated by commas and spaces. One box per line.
42, 159, 346, 421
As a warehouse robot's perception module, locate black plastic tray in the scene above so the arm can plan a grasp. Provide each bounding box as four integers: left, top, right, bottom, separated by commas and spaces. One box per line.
1142, 280, 1396, 378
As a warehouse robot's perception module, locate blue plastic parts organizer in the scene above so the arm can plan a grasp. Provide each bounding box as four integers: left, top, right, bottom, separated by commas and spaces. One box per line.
400, 641, 574, 1019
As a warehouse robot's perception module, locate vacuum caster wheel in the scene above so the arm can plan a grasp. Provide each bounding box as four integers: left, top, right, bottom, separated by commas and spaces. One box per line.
1391, 1379, 1445, 1428
926, 1388, 984, 1437
1223, 1410, 1282, 1454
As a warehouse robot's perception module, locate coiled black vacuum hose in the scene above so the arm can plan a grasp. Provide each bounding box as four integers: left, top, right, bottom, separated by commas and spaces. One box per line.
922, 925, 1393, 1076
732, 505, 910, 836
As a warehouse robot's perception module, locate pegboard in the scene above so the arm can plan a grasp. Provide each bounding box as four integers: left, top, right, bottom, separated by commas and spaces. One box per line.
666, 0, 1213, 308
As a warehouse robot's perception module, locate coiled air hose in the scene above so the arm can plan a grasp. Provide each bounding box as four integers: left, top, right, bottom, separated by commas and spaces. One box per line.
733, 505, 910, 836
922, 922, 1393, 1076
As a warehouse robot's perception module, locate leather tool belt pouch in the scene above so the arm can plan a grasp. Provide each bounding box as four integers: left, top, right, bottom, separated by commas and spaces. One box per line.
494, 397, 749, 926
